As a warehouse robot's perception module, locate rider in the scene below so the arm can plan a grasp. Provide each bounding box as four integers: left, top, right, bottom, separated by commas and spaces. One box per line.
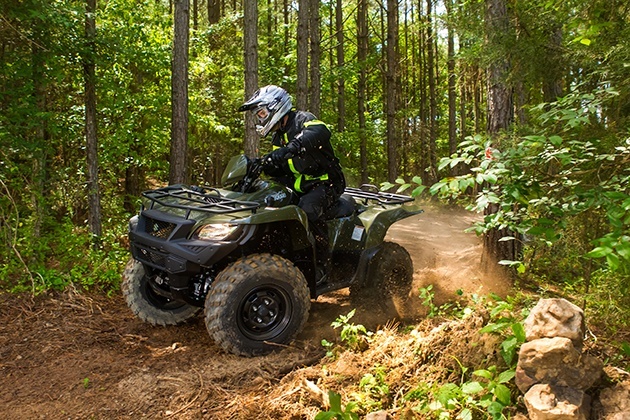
238, 85, 346, 275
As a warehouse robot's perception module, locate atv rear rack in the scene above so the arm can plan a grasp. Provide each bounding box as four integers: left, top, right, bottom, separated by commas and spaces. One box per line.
344, 185, 415, 205
142, 185, 260, 218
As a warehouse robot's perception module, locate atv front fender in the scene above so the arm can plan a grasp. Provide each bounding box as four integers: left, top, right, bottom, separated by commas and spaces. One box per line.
231, 205, 309, 230
359, 204, 423, 249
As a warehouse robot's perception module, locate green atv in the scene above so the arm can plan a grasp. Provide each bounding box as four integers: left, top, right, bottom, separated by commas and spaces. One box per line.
122, 155, 422, 356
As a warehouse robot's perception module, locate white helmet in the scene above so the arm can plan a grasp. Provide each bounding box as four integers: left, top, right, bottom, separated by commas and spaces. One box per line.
238, 85, 292, 137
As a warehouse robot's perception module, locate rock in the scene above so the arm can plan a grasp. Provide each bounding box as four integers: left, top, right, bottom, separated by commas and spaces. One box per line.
366, 411, 393, 420
515, 337, 602, 393
523, 299, 585, 349
524, 383, 590, 420
598, 380, 630, 419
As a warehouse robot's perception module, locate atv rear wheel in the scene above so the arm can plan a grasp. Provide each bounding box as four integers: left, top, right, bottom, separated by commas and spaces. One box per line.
122, 258, 200, 326
350, 242, 414, 314
204, 254, 311, 356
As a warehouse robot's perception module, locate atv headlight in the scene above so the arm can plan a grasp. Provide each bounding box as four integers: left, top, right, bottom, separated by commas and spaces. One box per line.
194, 223, 238, 241
128, 215, 139, 233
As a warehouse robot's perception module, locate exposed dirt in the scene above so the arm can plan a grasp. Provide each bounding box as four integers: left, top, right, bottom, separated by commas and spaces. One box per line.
0, 203, 512, 419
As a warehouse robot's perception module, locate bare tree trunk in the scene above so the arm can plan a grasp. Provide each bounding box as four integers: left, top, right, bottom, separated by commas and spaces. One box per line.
426, 0, 437, 184
335, 0, 345, 132
309, 0, 321, 115
357, 0, 368, 184
85, 0, 101, 240
485, 0, 512, 136
542, 26, 564, 102
296, 0, 308, 109
385, 0, 399, 183
208, 0, 220, 24
474, 66, 483, 133
446, 0, 457, 158
484, 0, 520, 269
459, 37, 468, 145
31, 34, 47, 253
192, 0, 198, 30
416, 0, 429, 186
243, 0, 259, 157
283, 0, 289, 80
169, 0, 189, 185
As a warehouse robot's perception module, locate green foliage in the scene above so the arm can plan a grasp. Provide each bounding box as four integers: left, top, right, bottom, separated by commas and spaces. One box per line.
402, 294, 526, 420
433, 86, 630, 282
478, 294, 528, 367
419, 285, 473, 319
329, 309, 373, 352
318, 294, 529, 419
314, 391, 359, 420
419, 285, 439, 317
424, 369, 516, 420
352, 366, 390, 412
380, 176, 426, 197
0, 216, 129, 293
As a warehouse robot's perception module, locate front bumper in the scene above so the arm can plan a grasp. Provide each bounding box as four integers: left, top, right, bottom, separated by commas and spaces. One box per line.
129, 209, 242, 287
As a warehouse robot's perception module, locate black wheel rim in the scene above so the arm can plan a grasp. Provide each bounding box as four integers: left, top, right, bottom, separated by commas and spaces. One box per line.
237, 284, 292, 341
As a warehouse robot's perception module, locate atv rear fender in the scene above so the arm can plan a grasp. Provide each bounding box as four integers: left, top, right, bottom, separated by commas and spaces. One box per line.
344, 204, 422, 289
358, 203, 424, 249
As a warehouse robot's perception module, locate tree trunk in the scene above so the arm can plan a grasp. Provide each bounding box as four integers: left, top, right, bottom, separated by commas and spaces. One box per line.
357, 0, 368, 184
485, 0, 512, 136
484, 0, 521, 268
309, 0, 321, 116
385, 0, 399, 183
426, 0, 437, 184
85, 0, 101, 240
243, 0, 259, 157
296, 0, 308, 110
335, 0, 345, 132
282, 0, 290, 80
446, 0, 457, 159
192, 0, 198, 31
31, 37, 47, 253
169, 0, 189, 185
208, 0, 220, 24
542, 26, 564, 102
417, 0, 429, 186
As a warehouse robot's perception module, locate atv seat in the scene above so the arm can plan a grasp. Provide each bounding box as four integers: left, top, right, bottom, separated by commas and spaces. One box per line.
322, 194, 356, 220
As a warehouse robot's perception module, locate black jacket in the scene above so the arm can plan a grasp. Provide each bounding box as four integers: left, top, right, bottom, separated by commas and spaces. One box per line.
265, 110, 345, 195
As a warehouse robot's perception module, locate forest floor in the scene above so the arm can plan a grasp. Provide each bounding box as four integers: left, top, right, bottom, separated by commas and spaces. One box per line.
0, 203, 516, 419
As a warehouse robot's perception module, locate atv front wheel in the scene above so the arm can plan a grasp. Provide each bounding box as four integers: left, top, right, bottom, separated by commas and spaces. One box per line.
122, 258, 200, 326
204, 254, 311, 356
351, 242, 414, 312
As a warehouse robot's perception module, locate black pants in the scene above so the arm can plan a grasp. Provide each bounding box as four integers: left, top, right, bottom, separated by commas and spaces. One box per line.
298, 183, 339, 264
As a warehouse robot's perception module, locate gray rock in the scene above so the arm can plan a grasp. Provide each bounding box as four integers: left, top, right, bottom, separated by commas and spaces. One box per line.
516, 337, 602, 393
366, 411, 393, 420
523, 298, 585, 349
598, 380, 630, 419
524, 383, 591, 420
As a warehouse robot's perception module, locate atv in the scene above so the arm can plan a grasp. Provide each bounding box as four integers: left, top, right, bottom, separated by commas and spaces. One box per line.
122, 155, 423, 356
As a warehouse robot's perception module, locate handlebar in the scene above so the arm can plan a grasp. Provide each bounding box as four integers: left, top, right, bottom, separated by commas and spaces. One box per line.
239, 152, 294, 193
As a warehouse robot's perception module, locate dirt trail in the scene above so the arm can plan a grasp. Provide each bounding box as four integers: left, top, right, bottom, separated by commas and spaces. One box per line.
396, 203, 510, 304
0, 203, 510, 419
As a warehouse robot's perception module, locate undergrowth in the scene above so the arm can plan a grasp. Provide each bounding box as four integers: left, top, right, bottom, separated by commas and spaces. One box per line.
317, 290, 530, 420
317, 281, 630, 419
0, 217, 129, 294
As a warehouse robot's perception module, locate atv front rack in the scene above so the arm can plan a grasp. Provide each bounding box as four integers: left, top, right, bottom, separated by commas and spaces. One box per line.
142, 185, 260, 218
344, 185, 415, 205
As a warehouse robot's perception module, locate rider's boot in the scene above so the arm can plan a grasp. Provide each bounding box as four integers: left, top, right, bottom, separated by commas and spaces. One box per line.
312, 221, 331, 285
